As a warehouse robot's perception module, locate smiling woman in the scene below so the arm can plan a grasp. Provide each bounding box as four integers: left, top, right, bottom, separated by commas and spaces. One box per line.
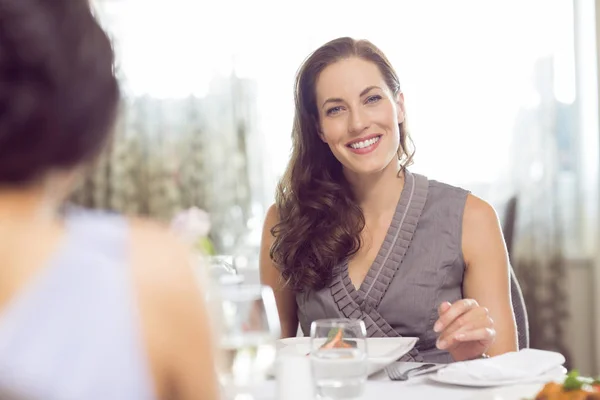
267, 38, 414, 292
260, 37, 518, 364
315, 58, 406, 176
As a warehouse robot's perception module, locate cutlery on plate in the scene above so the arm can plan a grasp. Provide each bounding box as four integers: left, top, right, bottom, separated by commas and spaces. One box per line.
386, 363, 440, 381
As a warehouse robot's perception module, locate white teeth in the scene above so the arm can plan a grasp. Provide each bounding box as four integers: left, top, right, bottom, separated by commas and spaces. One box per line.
349, 136, 380, 149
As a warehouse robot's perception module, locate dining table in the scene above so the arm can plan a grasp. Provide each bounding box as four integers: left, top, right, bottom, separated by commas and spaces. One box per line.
250, 363, 547, 400
226, 271, 554, 399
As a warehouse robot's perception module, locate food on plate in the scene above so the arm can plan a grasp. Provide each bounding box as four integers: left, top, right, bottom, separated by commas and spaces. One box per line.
534, 370, 600, 400
320, 328, 358, 349
305, 328, 360, 356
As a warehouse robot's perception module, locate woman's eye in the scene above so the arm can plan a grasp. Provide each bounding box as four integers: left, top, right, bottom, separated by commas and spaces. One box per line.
366, 95, 382, 104
326, 106, 343, 116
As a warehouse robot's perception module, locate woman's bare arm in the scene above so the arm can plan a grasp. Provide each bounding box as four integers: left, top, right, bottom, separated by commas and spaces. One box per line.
462, 194, 518, 356
259, 204, 299, 338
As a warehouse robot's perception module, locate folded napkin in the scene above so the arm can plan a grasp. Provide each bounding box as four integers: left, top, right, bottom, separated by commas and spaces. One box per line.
437, 349, 565, 382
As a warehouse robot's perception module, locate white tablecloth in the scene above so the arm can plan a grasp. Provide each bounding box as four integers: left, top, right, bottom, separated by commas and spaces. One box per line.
254, 370, 545, 400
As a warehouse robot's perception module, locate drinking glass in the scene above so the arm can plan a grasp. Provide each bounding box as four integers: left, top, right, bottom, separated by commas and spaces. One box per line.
310, 319, 368, 399
216, 284, 281, 399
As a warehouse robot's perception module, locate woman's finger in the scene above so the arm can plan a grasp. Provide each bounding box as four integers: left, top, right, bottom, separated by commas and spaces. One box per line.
453, 327, 496, 343
436, 312, 493, 350
434, 299, 482, 333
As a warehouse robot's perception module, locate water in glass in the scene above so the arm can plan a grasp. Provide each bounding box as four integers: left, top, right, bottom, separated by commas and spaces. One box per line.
310, 319, 368, 399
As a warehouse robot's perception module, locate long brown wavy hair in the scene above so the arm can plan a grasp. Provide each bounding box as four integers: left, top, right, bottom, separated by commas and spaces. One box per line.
270, 37, 415, 291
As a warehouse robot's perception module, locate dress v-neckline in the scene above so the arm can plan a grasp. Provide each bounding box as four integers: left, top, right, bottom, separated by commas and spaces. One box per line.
341, 171, 414, 294
344, 169, 415, 298
329, 170, 430, 338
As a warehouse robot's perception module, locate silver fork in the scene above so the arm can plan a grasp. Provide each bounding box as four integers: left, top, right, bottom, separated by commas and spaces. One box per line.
385, 363, 437, 381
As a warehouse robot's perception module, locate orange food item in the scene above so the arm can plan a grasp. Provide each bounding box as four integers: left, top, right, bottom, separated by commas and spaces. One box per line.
534, 381, 600, 400
321, 329, 354, 349
321, 329, 343, 349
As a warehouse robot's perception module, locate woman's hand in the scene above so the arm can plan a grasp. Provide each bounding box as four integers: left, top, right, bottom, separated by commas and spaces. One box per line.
434, 299, 496, 361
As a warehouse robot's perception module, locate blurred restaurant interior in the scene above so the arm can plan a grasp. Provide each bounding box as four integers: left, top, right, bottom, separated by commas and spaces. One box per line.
88, 0, 600, 376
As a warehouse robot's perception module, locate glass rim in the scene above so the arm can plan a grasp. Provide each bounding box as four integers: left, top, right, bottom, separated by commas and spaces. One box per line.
310, 318, 365, 328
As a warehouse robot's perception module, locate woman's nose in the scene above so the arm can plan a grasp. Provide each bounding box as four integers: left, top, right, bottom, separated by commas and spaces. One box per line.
348, 108, 369, 134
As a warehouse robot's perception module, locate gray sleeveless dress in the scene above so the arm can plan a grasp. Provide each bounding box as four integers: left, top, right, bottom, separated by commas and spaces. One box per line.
296, 170, 469, 363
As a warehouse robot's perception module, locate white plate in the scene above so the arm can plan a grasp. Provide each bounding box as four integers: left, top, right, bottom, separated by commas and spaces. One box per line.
276, 336, 418, 376
428, 365, 567, 387
463, 383, 548, 400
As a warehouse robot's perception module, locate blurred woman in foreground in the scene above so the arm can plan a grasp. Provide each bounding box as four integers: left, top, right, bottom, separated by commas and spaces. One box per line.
0, 1, 219, 399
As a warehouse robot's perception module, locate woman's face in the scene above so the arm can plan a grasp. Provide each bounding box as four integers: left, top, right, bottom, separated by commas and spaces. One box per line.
315, 57, 404, 178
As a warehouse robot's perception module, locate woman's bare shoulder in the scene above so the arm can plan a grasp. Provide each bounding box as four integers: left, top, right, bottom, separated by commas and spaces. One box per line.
125, 217, 202, 298
264, 203, 279, 228
126, 216, 220, 399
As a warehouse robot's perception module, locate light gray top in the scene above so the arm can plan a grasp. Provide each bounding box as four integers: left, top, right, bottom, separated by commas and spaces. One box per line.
297, 170, 470, 363
0, 210, 156, 399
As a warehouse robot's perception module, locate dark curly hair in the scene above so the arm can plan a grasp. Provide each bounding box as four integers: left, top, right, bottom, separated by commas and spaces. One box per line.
0, 0, 120, 185
270, 37, 415, 291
